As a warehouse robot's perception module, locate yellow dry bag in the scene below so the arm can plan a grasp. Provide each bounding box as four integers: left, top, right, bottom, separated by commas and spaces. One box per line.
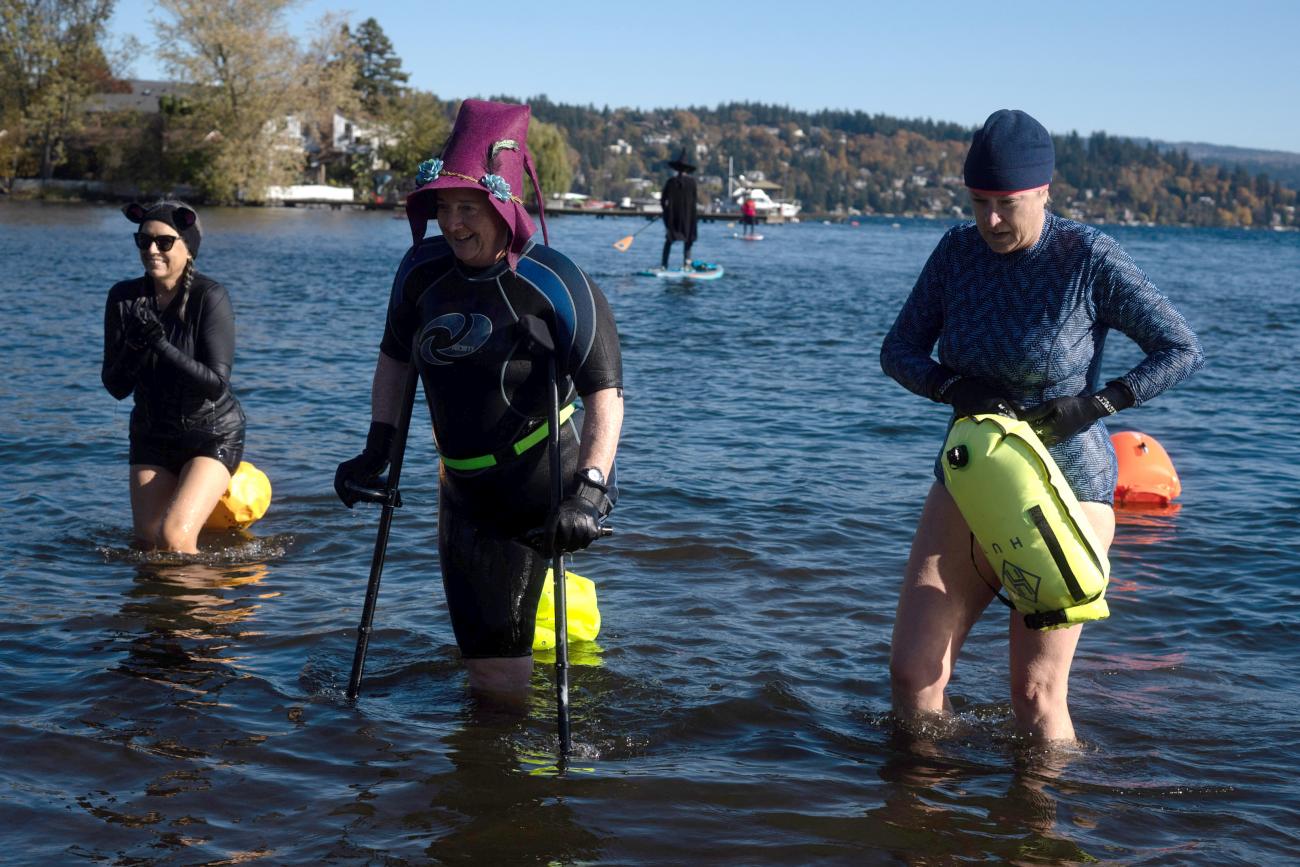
941, 414, 1110, 631
204, 461, 272, 530
533, 568, 600, 651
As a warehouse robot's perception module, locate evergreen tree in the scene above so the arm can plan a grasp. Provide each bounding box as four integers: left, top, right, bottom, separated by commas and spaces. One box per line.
345, 17, 408, 114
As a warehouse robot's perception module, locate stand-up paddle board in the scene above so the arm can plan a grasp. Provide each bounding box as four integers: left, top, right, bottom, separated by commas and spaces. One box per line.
732, 233, 764, 241
637, 262, 724, 281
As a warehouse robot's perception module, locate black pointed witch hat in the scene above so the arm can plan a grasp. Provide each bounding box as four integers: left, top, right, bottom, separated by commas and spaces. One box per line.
668, 148, 697, 173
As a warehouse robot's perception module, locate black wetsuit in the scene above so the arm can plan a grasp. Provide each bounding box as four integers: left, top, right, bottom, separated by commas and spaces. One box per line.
380, 237, 623, 658
102, 274, 246, 475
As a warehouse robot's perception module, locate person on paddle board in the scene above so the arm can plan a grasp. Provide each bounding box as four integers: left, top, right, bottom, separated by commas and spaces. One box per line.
334, 100, 624, 697
102, 201, 247, 554
879, 109, 1204, 741
660, 149, 700, 270
740, 195, 758, 237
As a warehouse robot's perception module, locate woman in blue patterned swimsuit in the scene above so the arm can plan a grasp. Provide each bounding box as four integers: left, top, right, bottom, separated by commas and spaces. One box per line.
880, 110, 1204, 741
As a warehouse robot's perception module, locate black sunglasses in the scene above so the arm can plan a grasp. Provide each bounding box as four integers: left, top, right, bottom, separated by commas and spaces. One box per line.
133, 232, 180, 252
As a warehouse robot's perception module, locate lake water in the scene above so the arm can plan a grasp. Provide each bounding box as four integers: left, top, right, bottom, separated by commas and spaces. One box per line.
2, 200, 1298, 864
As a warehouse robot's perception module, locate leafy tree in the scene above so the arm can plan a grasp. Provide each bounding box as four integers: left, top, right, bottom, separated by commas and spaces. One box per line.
527, 119, 573, 201
377, 88, 451, 184
344, 17, 408, 114
301, 13, 361, 152
157, 0, 308, 202
0, 0, 118, 179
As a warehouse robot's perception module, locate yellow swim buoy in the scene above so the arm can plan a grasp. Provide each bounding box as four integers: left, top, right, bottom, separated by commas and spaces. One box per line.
204, 461, 271, 530
942, 414, 1110, 630
533, 568, 600, 651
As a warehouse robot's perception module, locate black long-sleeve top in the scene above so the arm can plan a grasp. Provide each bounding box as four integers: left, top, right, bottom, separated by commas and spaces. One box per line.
102, 273, 243, 435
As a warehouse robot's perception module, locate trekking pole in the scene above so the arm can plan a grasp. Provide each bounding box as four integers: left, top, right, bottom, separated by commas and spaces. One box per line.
345, 364, 419, 701
515, 314, 572, 754
545, 346, 573, 755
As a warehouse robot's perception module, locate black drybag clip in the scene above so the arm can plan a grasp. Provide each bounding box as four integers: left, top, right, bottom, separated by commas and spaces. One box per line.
946, 444, 969, 469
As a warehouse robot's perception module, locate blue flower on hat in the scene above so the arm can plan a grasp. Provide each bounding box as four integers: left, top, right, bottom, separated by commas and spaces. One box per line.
481, 173, 512, 202
416, 158, 443, 186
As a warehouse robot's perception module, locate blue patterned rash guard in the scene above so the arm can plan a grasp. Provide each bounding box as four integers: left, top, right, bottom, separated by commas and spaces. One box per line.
880, 212, 1204, 503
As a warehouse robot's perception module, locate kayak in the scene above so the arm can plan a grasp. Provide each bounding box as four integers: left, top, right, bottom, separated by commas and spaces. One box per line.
637, 262, 725, 281
732, 233, 764, 241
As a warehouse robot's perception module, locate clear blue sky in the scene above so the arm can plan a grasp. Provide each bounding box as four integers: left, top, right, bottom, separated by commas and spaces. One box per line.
109, 0, 1299, 153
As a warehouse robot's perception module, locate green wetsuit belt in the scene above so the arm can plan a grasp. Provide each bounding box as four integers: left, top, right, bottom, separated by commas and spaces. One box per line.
440, 403, 576, 471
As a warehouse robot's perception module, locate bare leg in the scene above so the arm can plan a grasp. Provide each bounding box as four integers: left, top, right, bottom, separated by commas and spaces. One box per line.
155, 456, 232, 554
130, 464, 178, 548
465, 656, 533, 710
890, 483, 997, 719
1006, 501, 1115, 742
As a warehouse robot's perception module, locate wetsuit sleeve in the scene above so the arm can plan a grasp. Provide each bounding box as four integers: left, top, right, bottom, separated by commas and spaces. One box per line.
1090, 237, 1205, 406
880, 233, 954, 401
573, 274, 623, 396
379, 247, 421, 363
152, 282, 234, 400
102, 287, 145, 400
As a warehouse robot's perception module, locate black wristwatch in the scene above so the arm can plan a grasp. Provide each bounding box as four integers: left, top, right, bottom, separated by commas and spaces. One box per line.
576, 466, 607, 490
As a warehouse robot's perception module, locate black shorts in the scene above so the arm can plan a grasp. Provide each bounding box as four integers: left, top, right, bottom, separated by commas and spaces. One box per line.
130, 424, 245, 475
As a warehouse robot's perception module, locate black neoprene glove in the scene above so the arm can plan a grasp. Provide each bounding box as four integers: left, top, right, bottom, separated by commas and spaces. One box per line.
334, 422, 396, 508
125, 303, 165, 350
1022, 382, 1135, 446
551, 474, 612, 554
938, 375, 1020, 419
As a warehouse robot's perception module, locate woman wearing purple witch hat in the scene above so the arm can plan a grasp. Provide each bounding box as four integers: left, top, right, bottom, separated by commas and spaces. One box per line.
334, 100, 625, 696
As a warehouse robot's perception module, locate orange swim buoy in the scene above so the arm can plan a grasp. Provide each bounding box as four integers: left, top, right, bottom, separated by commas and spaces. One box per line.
1112, 431, 1181, 507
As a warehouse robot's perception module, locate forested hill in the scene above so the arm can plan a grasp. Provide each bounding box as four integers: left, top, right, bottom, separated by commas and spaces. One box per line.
526, 97, 1298, 229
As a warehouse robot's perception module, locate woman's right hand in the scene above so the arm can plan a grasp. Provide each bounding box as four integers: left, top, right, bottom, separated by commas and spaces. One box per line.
942, 376, 1020, 418
333, 422, 396, 508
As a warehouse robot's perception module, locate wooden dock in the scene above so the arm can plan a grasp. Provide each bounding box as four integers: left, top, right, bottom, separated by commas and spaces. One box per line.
363, 201, 782, 223
540, 206, 761, 223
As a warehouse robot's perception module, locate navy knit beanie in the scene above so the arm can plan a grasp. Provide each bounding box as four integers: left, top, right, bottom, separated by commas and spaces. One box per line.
963, 109, 1055, 192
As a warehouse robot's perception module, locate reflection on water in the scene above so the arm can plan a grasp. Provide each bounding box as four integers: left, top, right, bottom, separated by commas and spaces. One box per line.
873, 730, 1100, 864
419, 710, 604, 863
115, 560, 270, 697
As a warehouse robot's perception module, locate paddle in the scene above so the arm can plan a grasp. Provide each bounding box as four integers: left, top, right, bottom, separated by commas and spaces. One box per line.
344, 363, 419, 701
613, 215, 660, 252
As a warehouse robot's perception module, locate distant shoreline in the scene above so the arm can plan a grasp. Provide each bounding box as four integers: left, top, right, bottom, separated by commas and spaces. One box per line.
6, 184, 1297, 233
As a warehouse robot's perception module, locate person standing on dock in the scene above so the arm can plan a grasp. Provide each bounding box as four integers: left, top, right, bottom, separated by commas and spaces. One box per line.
660, 149, 699, 270
333, 100, 624, 699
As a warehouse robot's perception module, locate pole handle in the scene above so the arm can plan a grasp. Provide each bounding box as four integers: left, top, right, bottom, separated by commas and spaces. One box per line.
342, 478, 403, 508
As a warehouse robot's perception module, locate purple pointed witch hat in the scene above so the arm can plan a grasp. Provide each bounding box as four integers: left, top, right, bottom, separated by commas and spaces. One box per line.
405, 99, 548, 270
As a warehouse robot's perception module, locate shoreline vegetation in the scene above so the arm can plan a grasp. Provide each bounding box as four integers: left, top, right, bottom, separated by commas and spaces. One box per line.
3, 4, 1296, 230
